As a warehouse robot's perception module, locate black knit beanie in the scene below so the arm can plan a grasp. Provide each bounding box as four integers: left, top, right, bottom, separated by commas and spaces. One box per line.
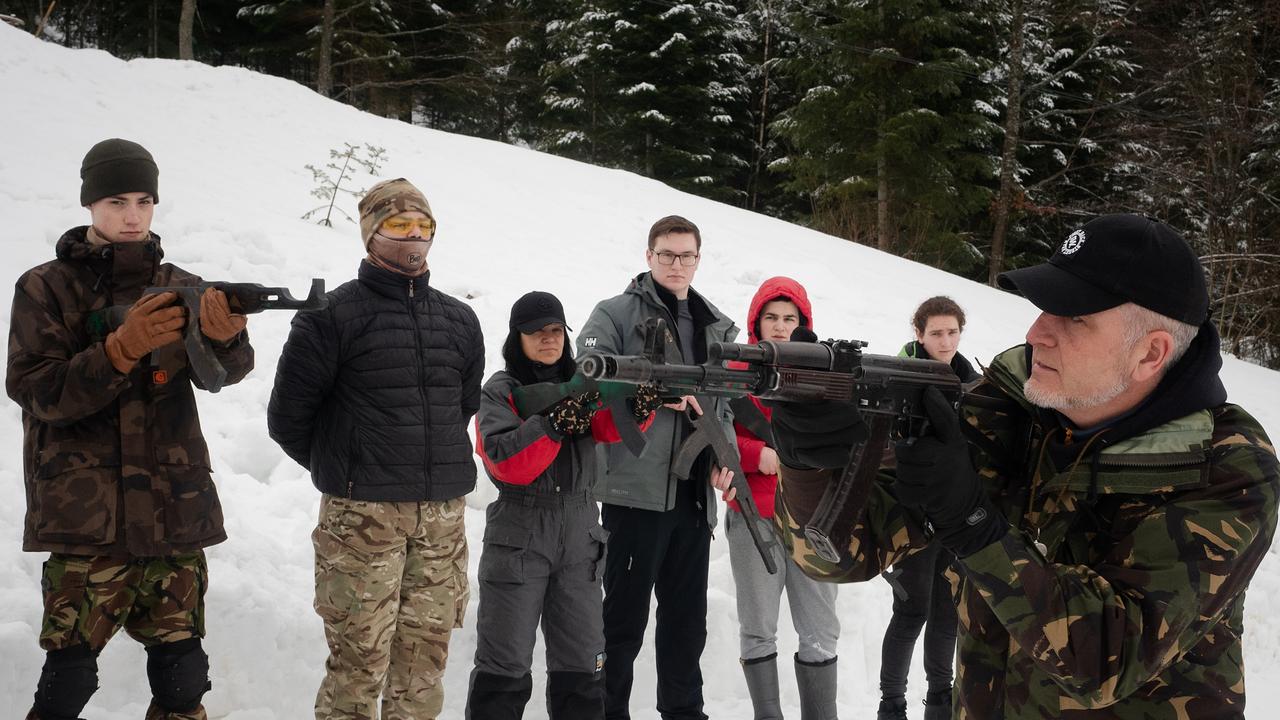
80, 138, 159, 206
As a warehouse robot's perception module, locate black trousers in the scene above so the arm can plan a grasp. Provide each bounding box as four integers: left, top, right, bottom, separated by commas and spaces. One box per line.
879, 541, 958, 698
600, 494, 711, 720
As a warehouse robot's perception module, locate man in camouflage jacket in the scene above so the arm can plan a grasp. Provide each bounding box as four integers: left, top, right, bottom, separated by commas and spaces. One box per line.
764, 215, 1278, 719
7, 139, 253, 720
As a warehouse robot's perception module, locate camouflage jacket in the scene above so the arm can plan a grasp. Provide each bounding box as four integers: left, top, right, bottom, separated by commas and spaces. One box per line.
775, 344, 1279, 719
6, 227, 254, 557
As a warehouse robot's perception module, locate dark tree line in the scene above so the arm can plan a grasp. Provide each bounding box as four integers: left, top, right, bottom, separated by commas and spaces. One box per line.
5, 0, 1279, 368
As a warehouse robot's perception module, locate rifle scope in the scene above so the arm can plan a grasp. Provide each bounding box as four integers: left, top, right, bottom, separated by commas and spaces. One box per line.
709, 340, 840, 371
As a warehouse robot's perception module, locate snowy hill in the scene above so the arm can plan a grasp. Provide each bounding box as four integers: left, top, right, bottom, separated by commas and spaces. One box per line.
1, 24, 1278, 718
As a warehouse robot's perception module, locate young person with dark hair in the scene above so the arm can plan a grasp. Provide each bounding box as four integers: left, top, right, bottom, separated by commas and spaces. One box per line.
577, 215, 739, 720
467, 291, 660, 720
723, 277, 841, 720
876, 295, 980, 720
9, 138, 253, 720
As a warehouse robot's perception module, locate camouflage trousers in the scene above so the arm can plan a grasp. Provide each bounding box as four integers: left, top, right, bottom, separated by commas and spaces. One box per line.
313, 495, 469, 720
35, 552, 208, 720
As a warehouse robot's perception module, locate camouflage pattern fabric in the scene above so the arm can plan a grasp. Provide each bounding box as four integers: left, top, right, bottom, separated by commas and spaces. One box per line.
774, 344, 1279, 719
36, 552, 208, 720
313, 495, 468, 720
357, 178, 434, 247
7, 227, 254, 558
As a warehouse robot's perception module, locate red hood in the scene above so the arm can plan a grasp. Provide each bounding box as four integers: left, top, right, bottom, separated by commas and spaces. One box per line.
746, 276, 813, 343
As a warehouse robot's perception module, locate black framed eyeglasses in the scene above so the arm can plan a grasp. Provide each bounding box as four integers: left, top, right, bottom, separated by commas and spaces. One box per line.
652, 251, 700, 267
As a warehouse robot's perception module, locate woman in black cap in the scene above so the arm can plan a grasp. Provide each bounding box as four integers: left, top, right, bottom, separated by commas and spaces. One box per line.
465, 291, 662, 720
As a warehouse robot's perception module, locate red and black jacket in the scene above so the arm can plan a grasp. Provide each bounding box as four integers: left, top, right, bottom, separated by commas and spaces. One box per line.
475, 370, 653, 493
729, 276, 815, 519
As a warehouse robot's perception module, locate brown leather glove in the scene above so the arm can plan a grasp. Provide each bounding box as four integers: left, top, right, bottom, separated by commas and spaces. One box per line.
104, 291, 185, 373
200, 287, 247, 343
547, 391, 600, 437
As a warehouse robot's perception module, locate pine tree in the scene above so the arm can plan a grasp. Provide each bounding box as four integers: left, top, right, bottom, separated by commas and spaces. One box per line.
776, 0, 1001, 272
534, 0, 755, 203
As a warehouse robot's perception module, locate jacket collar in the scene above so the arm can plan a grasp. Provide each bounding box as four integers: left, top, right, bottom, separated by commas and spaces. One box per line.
358, 259, 431, 301
987, 320, 1227, 466
56, 225, 163, 296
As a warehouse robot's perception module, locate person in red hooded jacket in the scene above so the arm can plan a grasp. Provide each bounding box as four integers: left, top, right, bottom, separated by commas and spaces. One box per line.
724, 277, 840, 720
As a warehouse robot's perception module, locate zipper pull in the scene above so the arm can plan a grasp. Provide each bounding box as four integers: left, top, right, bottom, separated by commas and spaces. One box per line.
409, 280, 415, 298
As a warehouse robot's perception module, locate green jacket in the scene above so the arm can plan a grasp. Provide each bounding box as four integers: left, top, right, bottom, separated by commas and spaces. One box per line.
776, 344, 1278, 719
576, 272, 738, 526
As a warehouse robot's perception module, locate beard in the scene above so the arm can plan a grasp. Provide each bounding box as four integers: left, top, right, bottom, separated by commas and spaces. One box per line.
1023, 361, 1130, 411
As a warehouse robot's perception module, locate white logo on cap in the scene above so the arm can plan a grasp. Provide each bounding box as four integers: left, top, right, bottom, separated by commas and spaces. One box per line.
1061, 229, 1086, 255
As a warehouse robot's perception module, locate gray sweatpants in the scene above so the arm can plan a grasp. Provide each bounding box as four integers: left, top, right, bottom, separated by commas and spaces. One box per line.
726, 510, 840, 663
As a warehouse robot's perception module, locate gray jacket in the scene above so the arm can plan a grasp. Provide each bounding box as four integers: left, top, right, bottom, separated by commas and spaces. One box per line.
576, 272, 739, 527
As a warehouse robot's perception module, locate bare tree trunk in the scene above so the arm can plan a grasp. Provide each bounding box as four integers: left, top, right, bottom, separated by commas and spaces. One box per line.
988, 0, 1026, 285
149, 0, 158, 57
748, 0, 772, 211
317, 0, 336, 97
877, 100, 891, 252
178, 0, 195, 60
875, 0, 891, 252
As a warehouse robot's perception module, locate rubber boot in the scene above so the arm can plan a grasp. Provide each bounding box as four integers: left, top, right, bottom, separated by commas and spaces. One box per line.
465, 670, 533, 720
794, 654, 838, 720
741, 653, 784, 720
547, 670, 605, 720
923, 688, 952, 720
875, 697, 907, 720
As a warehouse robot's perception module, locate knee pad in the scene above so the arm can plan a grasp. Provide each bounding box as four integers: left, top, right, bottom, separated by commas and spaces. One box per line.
145, 638, 211, 713
33, 644, 99, 720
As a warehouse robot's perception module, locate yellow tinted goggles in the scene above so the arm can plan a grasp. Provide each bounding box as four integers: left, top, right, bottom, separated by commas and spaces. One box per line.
380, 216, 437, 237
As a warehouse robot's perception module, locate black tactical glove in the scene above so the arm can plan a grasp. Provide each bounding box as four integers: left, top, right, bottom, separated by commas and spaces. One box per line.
893, 385, 1006, 557
630, 383, 664, 420
547, 391, 600, 437
768, 399, 868, 470
764, 327, 867, 469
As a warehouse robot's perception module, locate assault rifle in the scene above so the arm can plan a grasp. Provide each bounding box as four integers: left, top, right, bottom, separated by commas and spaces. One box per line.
87, 279, 328, 393
510, 313, 682, 457
578, 333, 965, 564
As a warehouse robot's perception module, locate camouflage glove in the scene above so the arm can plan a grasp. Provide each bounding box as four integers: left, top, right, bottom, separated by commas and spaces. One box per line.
547, 391, 600, 437
893, 385, 1006, 557
630, 383, 664, 419
105, 291, 186, 373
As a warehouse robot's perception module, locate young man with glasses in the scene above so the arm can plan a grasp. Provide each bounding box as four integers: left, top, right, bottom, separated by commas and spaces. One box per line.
268, 178, 484, 719
578, 215, 740, 720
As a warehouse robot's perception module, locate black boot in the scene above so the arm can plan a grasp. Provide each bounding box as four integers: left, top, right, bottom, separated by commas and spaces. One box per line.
923, 689, 951, 720
742, 653, 784, 720
547, 670, 605, 720
795, 654, 838, 720
465, 670, 533, 720
875, 697, 907, 720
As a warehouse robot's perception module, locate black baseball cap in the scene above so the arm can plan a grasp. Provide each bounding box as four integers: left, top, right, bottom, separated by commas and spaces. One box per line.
510, 291, 572, 333
997, 214, 1208, 325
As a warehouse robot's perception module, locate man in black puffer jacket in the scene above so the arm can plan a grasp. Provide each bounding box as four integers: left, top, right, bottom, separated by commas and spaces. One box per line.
267, 178, 484, 720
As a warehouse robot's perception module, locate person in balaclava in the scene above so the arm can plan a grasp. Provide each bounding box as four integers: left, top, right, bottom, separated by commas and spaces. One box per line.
268, 177, 485, 719
9, 138, 254, 720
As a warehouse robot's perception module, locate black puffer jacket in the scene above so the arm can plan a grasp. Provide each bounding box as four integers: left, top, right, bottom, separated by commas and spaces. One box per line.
268, 261, 484, 502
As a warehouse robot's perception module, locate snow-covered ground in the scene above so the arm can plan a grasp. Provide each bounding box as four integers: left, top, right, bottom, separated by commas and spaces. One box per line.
1, 24, 1277, 718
